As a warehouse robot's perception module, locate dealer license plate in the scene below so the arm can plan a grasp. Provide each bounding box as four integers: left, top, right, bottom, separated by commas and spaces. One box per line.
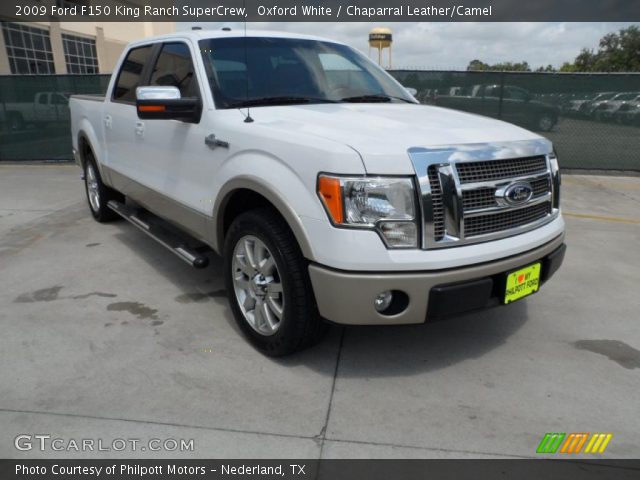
504, 263, 541, 304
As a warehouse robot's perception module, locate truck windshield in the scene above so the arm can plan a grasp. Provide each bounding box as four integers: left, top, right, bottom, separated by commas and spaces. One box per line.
199, 37, 416, 108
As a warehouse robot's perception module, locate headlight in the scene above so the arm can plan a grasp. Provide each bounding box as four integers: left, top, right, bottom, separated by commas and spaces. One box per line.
317, 175, 419, 248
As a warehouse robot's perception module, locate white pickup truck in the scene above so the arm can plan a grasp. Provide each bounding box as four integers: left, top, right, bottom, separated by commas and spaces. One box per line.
2, 91, 71, 130
70, 30, 565, 355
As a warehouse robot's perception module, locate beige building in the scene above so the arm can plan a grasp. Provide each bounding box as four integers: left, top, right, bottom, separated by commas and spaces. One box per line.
0, 21, 174, 75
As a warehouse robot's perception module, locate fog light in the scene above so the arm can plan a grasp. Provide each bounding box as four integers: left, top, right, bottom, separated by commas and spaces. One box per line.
374, 291, 393, 312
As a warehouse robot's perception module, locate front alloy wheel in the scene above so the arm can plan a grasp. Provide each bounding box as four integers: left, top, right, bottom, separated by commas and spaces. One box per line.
232, 235, 284, 336
223, 208, 327, 356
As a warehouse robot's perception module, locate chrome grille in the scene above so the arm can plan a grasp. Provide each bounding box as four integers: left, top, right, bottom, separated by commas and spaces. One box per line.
456, 156, 547, 184
465, 203, 551, 237
427, 165, 445, 241
408, 140, 560, 249
462, 176, 552, 212
531, 176, 550, 196
462, 187, 497, 211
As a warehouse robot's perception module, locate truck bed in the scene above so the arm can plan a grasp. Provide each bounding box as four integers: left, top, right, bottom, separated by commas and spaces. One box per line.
70, 94, 105, 102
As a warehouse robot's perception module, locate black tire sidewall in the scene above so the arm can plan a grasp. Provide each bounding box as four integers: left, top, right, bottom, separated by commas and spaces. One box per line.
84, 155, 118, 222
223, 209, 317, 356
538, 114, 554, 131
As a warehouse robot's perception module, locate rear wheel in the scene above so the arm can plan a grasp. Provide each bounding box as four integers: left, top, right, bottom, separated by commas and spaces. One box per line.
536, 114, 555, 132
8, 112, 25, 131
83, 153, 122, 222
224, 208, 327, 356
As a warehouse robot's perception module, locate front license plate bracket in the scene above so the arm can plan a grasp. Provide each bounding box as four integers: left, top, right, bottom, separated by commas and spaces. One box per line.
504, 263, 541, 304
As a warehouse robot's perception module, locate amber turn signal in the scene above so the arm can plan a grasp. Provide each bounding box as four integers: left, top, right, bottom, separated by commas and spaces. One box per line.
138, 105, 166, 112
318, 175, 344, 224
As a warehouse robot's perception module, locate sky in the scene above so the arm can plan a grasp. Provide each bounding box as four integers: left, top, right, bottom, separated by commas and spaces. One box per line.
177, 22, 637, 70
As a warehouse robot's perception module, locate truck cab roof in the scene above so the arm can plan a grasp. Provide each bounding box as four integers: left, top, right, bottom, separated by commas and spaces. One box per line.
127, 29, 346, 48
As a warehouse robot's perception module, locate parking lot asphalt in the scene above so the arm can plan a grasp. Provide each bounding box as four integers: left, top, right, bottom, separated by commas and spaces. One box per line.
0, 164, 639, 459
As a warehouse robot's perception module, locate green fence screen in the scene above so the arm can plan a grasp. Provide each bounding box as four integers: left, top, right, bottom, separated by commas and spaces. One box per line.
390, 70, 640, 171
0, 74, 110, 161
1, 71, 639, 171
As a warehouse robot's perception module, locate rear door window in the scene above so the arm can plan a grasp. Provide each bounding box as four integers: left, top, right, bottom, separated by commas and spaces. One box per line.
112, 45, 153, 103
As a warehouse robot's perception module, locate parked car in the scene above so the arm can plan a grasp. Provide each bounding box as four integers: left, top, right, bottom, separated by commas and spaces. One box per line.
70, 30, 565, 355
592, 92, 640, 122
0, 91, 70, 131
563, 93, 598, 117
434, 84, 559, 131
613, 102, 640, 126
579, 91, 616, 117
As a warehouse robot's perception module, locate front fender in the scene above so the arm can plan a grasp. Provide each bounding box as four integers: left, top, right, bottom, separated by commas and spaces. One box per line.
213, 175, 318, 259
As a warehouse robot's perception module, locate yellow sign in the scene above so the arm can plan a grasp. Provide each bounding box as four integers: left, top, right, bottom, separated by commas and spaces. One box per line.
505, 263, 541, 304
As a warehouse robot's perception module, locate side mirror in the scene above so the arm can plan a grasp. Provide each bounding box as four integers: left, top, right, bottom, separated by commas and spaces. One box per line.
404, 86, 418, 97
135, 86, 201, 123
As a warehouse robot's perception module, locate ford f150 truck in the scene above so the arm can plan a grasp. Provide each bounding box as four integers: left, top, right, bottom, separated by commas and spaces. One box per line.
70, 30, 565, 356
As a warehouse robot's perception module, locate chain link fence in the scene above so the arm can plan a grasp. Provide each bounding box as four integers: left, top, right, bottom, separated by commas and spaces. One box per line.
390, 70, 640, 171
1, 71, 639, 171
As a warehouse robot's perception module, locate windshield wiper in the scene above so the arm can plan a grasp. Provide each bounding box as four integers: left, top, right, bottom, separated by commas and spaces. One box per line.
339, 94, 415, 104
227, 96, 336, 108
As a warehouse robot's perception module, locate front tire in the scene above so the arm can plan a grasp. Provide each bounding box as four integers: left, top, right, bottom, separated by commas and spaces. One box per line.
83, 153, 122, 222
223, 208, 327, 356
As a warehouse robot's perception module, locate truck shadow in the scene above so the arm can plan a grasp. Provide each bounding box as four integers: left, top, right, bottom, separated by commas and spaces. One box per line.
321, 302, 529, 377
113, 225, 529, 378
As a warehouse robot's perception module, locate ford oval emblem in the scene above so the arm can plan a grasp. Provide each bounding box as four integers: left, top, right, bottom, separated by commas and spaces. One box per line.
503, 182, 533, 205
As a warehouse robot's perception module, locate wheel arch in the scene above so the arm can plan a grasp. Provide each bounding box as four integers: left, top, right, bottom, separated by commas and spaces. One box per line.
213, 178, 315, 261
76, 127, 112, 186
77, 131, 93, 168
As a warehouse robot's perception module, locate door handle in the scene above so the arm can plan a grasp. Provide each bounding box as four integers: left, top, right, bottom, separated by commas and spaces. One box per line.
135, 121, 145, 137
205, 133, 229, 149
104, 115, 112, 129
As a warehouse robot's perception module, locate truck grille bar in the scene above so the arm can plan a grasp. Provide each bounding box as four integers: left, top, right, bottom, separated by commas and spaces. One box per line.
456, 156, 548, 183
427, 165, 446, 241
409, 140, 561, 249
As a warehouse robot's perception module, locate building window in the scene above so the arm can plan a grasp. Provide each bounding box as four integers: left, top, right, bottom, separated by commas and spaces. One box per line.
1, 22, 55, 74
62, 33, 99, 74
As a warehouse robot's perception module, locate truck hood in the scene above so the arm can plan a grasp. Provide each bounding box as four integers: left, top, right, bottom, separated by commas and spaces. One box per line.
251, 103, 544, 174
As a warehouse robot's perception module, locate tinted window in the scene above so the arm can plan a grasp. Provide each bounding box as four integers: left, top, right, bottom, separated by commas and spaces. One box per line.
504, 86, 530, 101
199, 37, 414, 108
150, 42, 198, 98
113, 45, 153, 102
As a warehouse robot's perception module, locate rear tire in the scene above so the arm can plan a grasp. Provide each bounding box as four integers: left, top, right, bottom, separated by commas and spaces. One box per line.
8, 112, 25, 131
223, 208, 327, 356
536, 114, 555, 132
83, 153, 123, 223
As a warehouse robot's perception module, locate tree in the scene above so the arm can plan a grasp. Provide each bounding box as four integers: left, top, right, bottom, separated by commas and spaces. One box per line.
465, 25, 640, 73
559, 62, 579, 73
565, 25, 640, 72
466, 59, 531, 71
467, 59, 489, 71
